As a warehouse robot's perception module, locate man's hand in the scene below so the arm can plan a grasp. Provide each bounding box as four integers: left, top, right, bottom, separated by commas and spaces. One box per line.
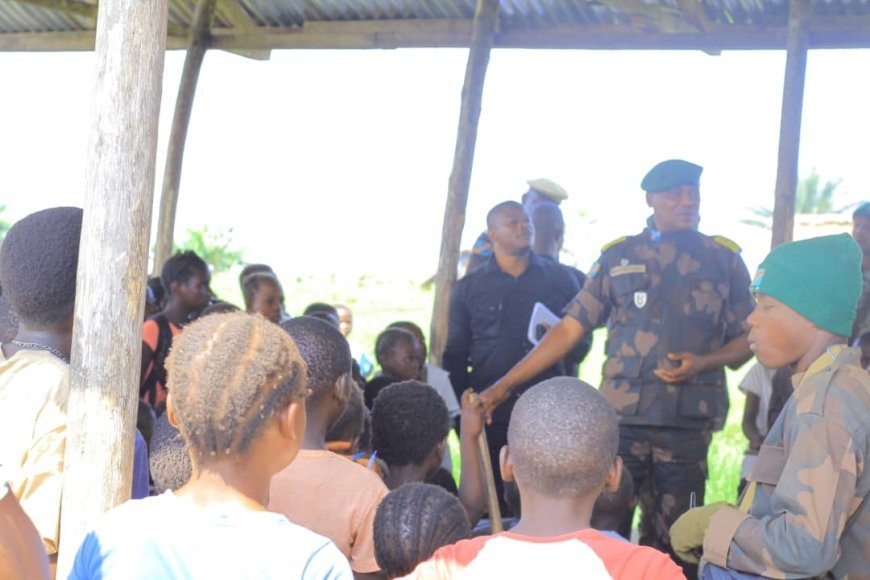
478, 382, 511, 421
654, 352, 708, 384
670, 502, 727, 564
460, 389, 486, 438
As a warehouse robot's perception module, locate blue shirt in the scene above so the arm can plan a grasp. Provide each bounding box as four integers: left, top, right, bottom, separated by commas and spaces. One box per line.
70, 492, 352, 579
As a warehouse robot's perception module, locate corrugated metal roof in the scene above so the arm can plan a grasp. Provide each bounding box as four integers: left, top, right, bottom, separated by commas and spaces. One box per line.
3, 0, 870, 50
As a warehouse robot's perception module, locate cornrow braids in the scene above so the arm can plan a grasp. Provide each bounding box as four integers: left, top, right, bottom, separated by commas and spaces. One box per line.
280, 316, 351, 401
374, 483, 470, 578
371, 381, 449, 467
165, 311, 307, 461
0, 207, 82, 327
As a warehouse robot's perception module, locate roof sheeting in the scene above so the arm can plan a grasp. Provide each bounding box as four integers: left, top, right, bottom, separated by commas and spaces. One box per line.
3, 0, 870, 51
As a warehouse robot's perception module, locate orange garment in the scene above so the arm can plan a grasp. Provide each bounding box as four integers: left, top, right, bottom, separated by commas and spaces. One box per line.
141, 318, 180, 407
401, 528, 685, 580
268, 449, 388, 574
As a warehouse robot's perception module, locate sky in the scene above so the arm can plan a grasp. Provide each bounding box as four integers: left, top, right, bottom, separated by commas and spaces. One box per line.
1, 47, 868, 281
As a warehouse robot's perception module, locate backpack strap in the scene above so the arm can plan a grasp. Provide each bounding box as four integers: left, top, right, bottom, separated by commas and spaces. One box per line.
140, 314, 173, 408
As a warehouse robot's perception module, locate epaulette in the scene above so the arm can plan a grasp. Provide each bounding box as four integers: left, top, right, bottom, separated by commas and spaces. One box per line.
601, 236, 628, 253
713, 235, 741, 254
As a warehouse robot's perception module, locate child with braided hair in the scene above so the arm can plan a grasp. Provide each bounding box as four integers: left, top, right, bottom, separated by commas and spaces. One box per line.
373, 483, 471, 579
70, 312, 351, 579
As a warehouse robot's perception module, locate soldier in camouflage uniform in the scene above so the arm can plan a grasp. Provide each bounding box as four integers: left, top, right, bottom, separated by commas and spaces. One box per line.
673, 234, 870, 579
481, 159, 754, 570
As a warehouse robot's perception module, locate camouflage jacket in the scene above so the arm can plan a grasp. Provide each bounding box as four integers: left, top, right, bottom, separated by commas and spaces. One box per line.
564, 227, 753, 429
704, 346, 870, 579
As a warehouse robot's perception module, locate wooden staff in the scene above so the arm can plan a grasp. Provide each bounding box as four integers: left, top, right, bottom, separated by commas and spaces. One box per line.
478, 426, 503, 533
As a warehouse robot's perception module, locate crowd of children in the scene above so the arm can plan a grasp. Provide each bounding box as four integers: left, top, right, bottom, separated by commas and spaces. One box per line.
0, 205, 868, 579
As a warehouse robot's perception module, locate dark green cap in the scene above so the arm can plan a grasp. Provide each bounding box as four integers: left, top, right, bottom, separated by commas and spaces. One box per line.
750, 234, 862, 337
641, 159, 703, 192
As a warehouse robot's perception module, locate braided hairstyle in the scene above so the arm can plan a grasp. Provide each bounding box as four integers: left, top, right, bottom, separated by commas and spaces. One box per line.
374, 483, 471, 578
371, 380, 449, 468
165, 311, 307, 462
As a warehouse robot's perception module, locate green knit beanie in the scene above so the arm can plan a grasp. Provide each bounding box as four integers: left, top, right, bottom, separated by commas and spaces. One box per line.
750, 234, 862, 337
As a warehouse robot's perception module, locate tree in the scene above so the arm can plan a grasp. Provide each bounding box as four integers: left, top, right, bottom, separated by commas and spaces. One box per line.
741, 169, 844, 229
174, 225, 244, 274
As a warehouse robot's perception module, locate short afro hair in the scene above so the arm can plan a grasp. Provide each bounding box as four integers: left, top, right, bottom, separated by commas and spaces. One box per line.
241, 272, 282, 311
486, 200, 524, 229
166, 311, 308, 461
591, 462, 635, 532
371, 381, 449, 467
280, 316, 352, 401
161, 250, 209, 291
375, 328, 418, 366
149, 412, 191, 493
303, 302, 340, 329
0, 207, 82, 327
374, 483, 470, 578
508, 377, 618, 498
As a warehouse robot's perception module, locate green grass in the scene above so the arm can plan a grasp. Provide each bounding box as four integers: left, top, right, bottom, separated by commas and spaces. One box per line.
212, 271, 748, 503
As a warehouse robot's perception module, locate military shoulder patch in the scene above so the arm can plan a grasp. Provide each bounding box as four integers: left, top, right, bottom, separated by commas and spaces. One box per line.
601, 236, 628, 253
713, 235, 741, 254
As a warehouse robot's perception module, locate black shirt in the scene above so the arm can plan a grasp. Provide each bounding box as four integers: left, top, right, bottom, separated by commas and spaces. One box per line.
443, 252, 580, 423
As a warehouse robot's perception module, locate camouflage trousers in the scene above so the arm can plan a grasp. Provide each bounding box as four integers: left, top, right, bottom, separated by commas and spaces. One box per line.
617, 426, 711, 575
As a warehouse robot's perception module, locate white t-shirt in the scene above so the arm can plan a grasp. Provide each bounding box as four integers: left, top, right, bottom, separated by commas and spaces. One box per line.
425, 364, 460, 418
70, 491, 352, 579
738, 362, 775, 479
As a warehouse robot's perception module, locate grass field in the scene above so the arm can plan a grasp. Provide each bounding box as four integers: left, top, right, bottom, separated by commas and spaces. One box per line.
213, 271, 748, 504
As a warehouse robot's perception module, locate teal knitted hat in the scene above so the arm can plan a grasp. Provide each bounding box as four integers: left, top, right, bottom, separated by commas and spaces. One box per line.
750, 234, 862, 337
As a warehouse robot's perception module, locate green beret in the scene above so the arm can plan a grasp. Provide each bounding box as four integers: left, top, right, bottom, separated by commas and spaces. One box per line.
853, 202, 870, 220
750, 234, 862, 337
641, 160, 703, 192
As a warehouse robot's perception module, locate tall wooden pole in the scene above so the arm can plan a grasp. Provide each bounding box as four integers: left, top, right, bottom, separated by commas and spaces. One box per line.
152, 0, 217, 274
56, 0, 167, 573
771, 0, 811, 248
429, 0, 500, 365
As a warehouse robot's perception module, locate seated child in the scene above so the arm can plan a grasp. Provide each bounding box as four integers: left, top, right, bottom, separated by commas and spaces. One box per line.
71, 312, 351, 578
365, 329, 425, 408
326, 381, 386, 479
591, 464, 636, 541
269, 316, 389, 577
371, 381, 450, 491
374, 483, 471, 579
404, 377, 684, 579
140, 250, 211, 413
672, 234, 870, 579
303, 302, 341, 328
0, 207, 81, 567
242, 272, 283, 324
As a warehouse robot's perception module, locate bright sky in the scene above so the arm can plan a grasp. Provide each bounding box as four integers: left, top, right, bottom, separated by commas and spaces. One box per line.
1, 47, 868, 280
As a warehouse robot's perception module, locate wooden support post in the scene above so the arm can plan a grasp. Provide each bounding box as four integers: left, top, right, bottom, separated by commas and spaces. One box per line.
429, 0, 499, 366
771, 0, 811, 248
153, 0, 217, 274
55, 0, 167, 574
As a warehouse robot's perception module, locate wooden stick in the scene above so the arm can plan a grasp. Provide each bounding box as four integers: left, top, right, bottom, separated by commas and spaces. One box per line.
478, 427, 503, 533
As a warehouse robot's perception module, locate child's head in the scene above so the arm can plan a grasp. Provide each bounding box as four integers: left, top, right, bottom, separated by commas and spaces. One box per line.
504, 377, 620, 503
242, 273, 283, 324
591, 462, 636, 532
371, 381, 449, 477
748, 234, 863, 369
387, 320, 428, 360
281, 316, 353, 426
147, 276, 166, 311
326, 381, 366, 450
149, 413, 192, 493
303, 302, 340, 329
335, 304, 353, 337
199, 301, 240, 318
376, 328, 424, 381
161, 251, 211, 314
0, 207, 82, 330
165, 312, 308, 473
374, 483, 471, 578
239, 263, 274, 287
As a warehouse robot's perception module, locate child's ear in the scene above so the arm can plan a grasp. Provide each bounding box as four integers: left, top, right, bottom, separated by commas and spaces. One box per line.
166, 394, 180, 429
499, 445, 515, 483
604, 456, 622, 494
334, 373, 352, 405
277, 400, 306, 441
